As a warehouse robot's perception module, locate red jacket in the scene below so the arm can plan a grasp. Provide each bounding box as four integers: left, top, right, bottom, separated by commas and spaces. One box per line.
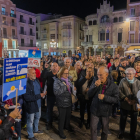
35, 68, 43, 88
107, 63, 112, 69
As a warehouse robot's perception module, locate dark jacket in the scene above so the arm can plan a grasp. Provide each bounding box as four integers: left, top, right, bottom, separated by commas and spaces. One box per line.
119, 77, 140, 111
109, 64, 117, 73
24, 78, 43, 114
77, 76, 95, 100
0, 103, 15, 140
53, 77, 75, 108
88, 76, 119, 117
41, 68, 50, 89
80, 69, 86, 78
129, 62, 134, 68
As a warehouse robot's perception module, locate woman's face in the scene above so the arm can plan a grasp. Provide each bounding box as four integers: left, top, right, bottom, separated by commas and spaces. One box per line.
137, 63, 140, 71
62, 69, 69, 79
126, 70, 135, 80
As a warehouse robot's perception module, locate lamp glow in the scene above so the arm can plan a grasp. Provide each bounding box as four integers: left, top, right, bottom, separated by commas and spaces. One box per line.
126, 18, 129, 22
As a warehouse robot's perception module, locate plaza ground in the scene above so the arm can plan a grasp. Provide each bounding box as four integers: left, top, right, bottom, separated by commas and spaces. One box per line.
21, 107, 140, 140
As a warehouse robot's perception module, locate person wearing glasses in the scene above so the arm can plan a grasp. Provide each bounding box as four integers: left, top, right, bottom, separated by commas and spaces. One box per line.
88, 66, 119, 140
118, 68, 140, 140
53, 67, 76, 139
77, 67, 95, 129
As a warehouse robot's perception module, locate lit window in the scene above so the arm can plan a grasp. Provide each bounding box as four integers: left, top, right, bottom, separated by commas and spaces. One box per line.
44, 43, 47, 48
12, 40, 16, 49
131, 8, 135, 16
4, 40, 8, 49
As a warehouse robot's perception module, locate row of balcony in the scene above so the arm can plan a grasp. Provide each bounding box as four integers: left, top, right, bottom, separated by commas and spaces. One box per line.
18, 43, 36, 47
1, 11, 16, 18
1, 34, 18, 39
2, 21, 17, 26
19, 31, 35, 36
19, 19, 35, 25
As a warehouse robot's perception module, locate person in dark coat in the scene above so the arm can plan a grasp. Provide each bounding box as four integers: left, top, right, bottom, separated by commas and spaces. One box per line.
78, 67, 96, 129
53, 67, 76, 139
118, 68, 140, 140
24, 68, 46, 140
0, 107, 21, 140
80, 61, 90, 77
129, 56, 135, 68
88, 66, 119, 140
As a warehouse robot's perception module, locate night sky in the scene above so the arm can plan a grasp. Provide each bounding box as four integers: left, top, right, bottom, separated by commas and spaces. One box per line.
11, 0, 140, 19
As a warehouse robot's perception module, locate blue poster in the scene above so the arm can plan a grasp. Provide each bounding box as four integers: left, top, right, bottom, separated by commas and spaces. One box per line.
28, 50, 41, 58
3, 58, 28, 101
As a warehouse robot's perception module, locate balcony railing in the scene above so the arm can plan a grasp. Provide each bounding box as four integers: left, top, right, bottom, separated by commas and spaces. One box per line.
41, 30, 47, 33
11, 35, 18, 39
10, 13, 16, 18
1, 11, 8, 16
81, 41, 93, 46
41, 37, 47, 40
28, 21, 34, 25
19, 43, 36, 47
19, 19, 26, 23
62, 25, 72, 29
11, 22, 17, 27
36, 37, 40, 40
83, 25, 88, 30
29, 32, 35, 36
2, 34, 8, 38
19, 31, 26, 35
98, 40, 111, 44
2, 21, 8, 25
128, 39, 140, 44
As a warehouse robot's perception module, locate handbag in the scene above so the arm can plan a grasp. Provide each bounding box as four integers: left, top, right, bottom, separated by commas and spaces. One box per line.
62, 81, 77, 104
127, 85, 138, 111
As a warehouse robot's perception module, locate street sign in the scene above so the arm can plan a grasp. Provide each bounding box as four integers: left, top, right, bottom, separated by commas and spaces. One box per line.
63, 50, 66, 53
3, 58, 28, 101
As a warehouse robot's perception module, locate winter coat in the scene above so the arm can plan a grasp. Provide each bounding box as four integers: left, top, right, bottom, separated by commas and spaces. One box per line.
53, 77, 75, 108
24, 78, 43, 114
119, 77, 140, 111
88, 76, 119, 117
77, 76, 95, 101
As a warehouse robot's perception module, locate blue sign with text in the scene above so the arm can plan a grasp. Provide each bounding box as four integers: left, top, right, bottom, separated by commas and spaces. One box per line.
3, 58, 28, 101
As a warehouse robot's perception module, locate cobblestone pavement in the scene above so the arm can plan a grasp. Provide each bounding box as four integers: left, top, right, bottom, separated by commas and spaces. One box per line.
21, 107, 140, 140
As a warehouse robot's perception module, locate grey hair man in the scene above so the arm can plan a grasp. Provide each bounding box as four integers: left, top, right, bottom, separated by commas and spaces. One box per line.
88, 66, 119, 140
118, 67, 140, 140
24, 68, 46, 140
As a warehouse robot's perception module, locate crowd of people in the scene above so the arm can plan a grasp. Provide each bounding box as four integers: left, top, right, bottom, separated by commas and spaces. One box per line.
0, 52, 140, 140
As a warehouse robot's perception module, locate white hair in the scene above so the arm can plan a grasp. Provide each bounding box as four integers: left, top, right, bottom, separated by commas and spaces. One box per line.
64, 57, 71, 63
76, 61, 82, 67
98, 66, 109, 73
125, 68, 136, 74
27, 68, 34, 74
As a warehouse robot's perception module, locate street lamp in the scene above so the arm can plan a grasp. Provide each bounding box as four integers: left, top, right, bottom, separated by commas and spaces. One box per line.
126, 18, 130, 22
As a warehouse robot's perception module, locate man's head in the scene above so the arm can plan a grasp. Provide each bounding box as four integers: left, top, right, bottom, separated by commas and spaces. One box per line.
90, 62, 94, 69
86, 67, 94, 78
76, 55, 79, 58
96, 56, 101, 63
117, 54, 120, 58
131, 56, 135, 63
85, 61, 90, 69
72, 54, 75, 57
64, 57, 71, 68
114, 59, 119, 67
28, 68, 36, 81
120, 58, 126, 67
97, 66, 109, 83
108, 55, 111, 59
51, 62, 58, 74
125, 68, 136, 80
75, 61, 82, 70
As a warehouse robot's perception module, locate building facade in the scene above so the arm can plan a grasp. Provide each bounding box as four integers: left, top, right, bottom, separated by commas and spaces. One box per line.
16, 8, 36, 50
0, 0, 18, 58
81, 0, 140, 57
36, 14, 85, 56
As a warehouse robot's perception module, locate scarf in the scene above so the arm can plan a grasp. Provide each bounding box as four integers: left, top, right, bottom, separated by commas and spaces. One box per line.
61, 77, 71, 93
126, 77, 134, 84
